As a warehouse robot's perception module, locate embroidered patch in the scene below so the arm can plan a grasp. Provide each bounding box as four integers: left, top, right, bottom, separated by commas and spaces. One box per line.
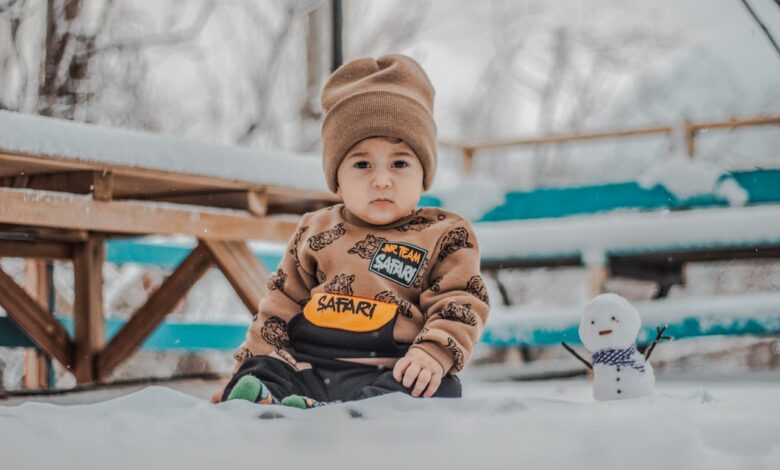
303, 292, 398, 332
369, 241, 428, 288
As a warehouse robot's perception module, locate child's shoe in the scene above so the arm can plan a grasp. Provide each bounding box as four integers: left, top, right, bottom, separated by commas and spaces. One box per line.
280, 394, 327, 409
226, 375, 277, 404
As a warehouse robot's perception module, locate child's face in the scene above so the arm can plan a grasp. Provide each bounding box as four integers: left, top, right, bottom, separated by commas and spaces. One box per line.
336, 137, 424, 225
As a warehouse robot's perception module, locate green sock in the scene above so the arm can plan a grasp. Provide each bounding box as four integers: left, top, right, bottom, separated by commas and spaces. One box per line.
280, 394, 326, 409
226, 375, 276, 404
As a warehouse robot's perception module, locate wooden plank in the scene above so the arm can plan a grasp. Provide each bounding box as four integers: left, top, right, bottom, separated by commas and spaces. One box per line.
246, 190, 268, 216
23, 260, 52, 389
0, 265, 74, 368
0, 152, 259, 192
73, 236, 106, 384
0, 170, 95, 193
687, 115, 780, 132
0, 240, 73, 259
0, 186, 297, 242
0, 227, 89, 242
148, 189, 268, 214
95, 244, 213, 381
202, 239, 269, 313
0, 151, 336, 205
0, 153, 337, 215
586, 265, 608, 296
441, 115, 780, 154
92, 171, 114, 201
440, 126, 673, 151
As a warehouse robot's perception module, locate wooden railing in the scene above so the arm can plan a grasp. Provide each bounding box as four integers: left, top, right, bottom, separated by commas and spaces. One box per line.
441, 115, 780, 174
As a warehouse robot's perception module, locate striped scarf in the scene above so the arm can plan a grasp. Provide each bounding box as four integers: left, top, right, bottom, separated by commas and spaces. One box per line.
592, 344, 646, 373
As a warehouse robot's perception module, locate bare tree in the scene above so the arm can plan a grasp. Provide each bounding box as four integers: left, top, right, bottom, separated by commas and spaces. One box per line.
341, 0, 431, 58
1, 0, 216, 128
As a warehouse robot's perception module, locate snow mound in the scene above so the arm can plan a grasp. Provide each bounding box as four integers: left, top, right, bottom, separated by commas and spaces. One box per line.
430, 174, 506, 220
3, 380, 780, 470
638, 156, 748, 206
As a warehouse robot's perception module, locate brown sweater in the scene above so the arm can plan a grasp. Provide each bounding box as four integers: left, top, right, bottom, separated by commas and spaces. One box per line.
234, 203, 490, 374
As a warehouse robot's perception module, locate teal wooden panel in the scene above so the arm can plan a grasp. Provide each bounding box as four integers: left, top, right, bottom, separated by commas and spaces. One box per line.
480, 314, 780, 347
0, 316, 247, 352
5, 312, 780, 350
0, 317, 37, 347
732, 169, 780, 204
106, 240, 283, 270
424, 169, 780, 223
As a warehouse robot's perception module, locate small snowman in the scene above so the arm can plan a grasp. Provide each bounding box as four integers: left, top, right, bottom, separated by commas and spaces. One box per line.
562, 293, 670, 401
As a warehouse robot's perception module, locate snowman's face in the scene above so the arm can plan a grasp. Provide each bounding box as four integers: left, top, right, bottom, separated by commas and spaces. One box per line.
578, 293, 641, 352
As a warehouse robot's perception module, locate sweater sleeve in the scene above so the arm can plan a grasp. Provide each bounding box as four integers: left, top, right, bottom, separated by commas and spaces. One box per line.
410, 218, 490, 374
232, 214, 317, 365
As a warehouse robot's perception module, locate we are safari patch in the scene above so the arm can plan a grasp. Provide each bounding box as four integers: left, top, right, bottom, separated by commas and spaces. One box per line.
304, 293, 398, 332
369, 240, 427, 287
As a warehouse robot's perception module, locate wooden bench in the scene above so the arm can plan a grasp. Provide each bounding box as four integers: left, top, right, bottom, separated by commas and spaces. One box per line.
0, 110, 335, 388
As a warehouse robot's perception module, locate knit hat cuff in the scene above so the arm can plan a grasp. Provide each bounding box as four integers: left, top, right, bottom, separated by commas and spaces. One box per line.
321, 90, 437, 193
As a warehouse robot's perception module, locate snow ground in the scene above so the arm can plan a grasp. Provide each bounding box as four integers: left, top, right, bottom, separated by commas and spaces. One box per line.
1, 375, 778, 470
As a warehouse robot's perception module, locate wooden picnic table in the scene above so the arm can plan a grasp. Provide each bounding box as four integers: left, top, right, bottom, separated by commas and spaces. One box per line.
0, 111, 337, 385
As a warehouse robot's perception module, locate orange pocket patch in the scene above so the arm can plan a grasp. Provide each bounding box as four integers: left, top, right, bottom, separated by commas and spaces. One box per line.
303, 292, 398, 332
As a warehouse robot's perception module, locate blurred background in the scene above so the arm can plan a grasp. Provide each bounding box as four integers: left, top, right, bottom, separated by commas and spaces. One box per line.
1, 0, 779, 392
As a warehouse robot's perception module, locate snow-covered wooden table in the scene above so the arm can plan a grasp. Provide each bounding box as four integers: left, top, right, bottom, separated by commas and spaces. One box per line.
0, 110, 335, 385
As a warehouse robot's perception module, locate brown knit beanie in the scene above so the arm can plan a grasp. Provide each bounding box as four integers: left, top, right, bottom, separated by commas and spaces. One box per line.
320, 54, 437, 193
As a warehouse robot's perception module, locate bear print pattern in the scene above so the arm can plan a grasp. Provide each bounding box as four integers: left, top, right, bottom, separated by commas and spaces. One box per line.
308, 223, 346, 251
465, 275, 490, 305
429, 276, 443, 293
233, 346, 253, 363
434, 301, 477, 326
437, 227, 474, 262
394, 214, 433, 232
412, 258, 430, 289
446, 337, 465, 371
261, 316, 291, 349
323, 273, 356, 296
267, 269, 287, 292
414, 326, 431, 344
348, 233, 387, 259
289, 225, 309, 267
374, 290, 414, 318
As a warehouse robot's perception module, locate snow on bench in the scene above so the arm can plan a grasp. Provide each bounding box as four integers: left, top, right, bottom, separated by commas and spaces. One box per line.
482, 292, 780, 347
474, 204, 780, 265
0, 110, 327, 193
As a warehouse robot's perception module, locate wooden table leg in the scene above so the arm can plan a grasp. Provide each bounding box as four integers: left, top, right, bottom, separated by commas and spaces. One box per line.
23, 260, 52, 389
202, 240, 269, 314
73, 235, 106, 384
0, 266, 74, 369
95, 244, 213, 381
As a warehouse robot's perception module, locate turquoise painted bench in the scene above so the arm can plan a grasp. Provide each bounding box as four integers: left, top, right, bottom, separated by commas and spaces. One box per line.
422, 169, 780, 221
2, 169, 779, 353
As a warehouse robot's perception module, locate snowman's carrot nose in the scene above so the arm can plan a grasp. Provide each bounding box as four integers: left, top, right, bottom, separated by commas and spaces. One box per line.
598, 330, 613, 336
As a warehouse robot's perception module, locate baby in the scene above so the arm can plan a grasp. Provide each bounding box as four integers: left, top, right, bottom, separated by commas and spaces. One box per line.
215, 54, 490, 407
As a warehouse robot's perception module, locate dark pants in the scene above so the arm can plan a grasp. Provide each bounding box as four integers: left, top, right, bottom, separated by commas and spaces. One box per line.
221, 355, 462, 403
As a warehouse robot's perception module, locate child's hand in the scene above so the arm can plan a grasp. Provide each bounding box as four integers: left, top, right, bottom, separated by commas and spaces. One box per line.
393, 348, 445, 398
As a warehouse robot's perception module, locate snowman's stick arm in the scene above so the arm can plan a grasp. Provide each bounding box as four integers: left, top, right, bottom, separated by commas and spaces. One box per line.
561, 342, 593, 370
644, 325, 672, 361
